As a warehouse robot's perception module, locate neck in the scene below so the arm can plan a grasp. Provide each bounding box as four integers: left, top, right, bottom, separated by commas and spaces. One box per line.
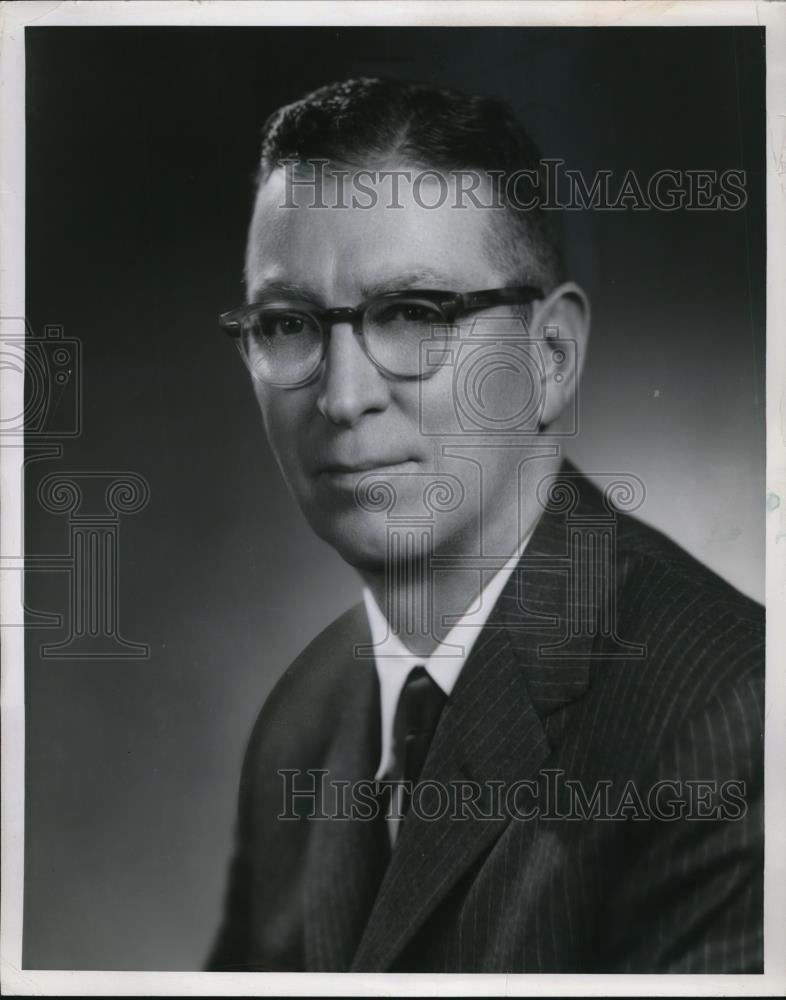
359, 450, 561, 657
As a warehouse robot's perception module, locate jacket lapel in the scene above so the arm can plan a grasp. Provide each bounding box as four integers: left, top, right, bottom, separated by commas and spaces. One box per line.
351, 618, 551, 971
351, 469, 602, 971
303, 653, 389, 971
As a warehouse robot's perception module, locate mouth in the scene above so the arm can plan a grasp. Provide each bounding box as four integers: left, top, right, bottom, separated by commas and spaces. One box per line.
318, 458, 418, 487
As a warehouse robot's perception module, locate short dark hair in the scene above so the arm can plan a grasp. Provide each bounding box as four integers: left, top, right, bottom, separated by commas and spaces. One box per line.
256, 77, 564, 290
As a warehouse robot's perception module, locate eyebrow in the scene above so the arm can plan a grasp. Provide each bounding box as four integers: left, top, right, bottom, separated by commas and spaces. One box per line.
359, 268, 455, 298
248, 280, 321, 303
248, 268, 456, 305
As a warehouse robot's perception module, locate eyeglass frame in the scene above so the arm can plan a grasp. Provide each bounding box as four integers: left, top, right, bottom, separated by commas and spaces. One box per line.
218, 284, 545, 387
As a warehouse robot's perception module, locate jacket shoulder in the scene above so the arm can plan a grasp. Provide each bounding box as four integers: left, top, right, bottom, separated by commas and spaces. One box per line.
243, 601, 369, 770
608, 504, 763, 722
615, 507, 763, 632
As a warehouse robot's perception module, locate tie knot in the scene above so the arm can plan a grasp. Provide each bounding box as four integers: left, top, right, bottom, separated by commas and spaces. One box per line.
382, 664, 448, 814
396, 665, 447, 740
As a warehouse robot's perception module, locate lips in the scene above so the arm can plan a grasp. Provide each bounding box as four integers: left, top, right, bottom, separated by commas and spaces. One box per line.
317, 458, 418, 488
320, 458, 415, 474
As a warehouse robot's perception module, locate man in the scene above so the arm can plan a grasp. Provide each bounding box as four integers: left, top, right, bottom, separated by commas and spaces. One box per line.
207, 78, 763, 973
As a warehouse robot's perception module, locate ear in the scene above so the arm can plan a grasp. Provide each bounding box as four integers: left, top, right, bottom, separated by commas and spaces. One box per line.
530, 281, 591, 429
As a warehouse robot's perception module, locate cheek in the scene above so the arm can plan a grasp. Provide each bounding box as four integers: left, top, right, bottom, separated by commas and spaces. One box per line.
254, 391, 307, 471
415, 368, 459, 435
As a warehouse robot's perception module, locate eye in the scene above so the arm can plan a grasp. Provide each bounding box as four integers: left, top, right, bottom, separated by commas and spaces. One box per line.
246, 309, 319, 341
274, 314, 308, 336
374, 301, 441, 326
399, 305, 433, 323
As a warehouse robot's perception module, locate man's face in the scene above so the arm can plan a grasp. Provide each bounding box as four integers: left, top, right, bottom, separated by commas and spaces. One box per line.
245, 165, 548, 570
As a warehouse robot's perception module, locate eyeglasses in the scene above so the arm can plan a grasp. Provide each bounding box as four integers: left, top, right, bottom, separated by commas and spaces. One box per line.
218, 286, 544, 387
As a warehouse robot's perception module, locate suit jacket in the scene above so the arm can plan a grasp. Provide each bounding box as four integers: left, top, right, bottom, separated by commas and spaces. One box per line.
207, 468, 764, 973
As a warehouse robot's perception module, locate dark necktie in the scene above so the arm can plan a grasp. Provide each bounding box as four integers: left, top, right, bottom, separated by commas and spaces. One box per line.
382, 665, 447, 818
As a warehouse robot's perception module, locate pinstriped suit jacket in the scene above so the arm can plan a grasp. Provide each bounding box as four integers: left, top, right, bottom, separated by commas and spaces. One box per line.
207, 469, 764, 973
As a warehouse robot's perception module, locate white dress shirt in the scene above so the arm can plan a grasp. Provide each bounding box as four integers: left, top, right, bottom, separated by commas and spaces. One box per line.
362, 532, 533, 841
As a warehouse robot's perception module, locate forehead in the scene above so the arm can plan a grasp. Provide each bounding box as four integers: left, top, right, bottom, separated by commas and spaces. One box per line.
245, 165, 516, 300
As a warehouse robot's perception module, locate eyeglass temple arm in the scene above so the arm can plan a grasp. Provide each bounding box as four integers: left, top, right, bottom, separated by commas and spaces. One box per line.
461, 285, 543, 311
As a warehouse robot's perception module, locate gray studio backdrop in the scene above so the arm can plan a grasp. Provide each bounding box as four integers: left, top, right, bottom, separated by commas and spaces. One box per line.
23, 27, 764, 968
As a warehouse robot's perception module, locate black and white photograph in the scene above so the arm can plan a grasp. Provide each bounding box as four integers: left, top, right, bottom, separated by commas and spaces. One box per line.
1, 1, 784, 995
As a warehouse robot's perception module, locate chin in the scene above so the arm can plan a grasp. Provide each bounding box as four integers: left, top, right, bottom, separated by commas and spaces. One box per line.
308, 509, 392, 572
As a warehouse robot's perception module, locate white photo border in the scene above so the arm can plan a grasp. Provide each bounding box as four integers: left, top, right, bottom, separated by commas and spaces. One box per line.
1, 1, 784, 996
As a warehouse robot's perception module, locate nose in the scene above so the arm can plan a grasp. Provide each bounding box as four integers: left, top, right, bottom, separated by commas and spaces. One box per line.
316, 322, 391, 426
